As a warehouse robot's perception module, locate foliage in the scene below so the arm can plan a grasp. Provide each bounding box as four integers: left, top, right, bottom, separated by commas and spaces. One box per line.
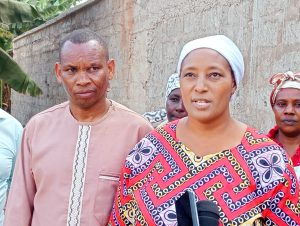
0, 47, 42, 96
0, 0, 81, 107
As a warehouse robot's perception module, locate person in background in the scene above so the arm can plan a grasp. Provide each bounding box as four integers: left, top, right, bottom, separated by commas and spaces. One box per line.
267, 71, 300, 181
143, 73, 187, 127
0, 108, 23, 226
164, 73, 187, 123
4, 28, 152, 226
109, 35, 300, 225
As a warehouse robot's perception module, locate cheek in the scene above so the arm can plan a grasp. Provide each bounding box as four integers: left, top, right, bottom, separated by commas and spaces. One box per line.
166, 102, 175, 112
295, 109, 300, 117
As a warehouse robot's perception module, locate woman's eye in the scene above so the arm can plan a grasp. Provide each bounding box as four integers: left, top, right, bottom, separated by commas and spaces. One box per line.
183, 73, 195, 78
209, 72, 221, 78
170, 98, 179, 102
276, 102, 286, 107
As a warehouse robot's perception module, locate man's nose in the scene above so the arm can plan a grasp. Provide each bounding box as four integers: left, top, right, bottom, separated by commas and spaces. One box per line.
76, 71, 91, 85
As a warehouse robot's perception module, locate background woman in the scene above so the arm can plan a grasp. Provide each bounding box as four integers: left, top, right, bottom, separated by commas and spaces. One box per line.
267, 71, 300, 181
109, 35, 300, 225
143, 73, 187, 127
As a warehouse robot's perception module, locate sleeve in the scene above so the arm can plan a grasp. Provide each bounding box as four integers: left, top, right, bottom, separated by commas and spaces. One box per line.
263, 162, 300, 225
4, 126, 36, 226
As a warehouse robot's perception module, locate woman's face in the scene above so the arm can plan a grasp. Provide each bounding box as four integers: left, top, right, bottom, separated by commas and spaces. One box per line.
179, 48, 236, 123
166, 88, 187, 122
272, 88, 300, 137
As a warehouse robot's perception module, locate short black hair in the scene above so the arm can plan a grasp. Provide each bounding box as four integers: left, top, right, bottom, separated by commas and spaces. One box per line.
59, 28, 109, 60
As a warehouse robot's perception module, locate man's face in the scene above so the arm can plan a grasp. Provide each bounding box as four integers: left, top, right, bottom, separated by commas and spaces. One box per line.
55, 40, 114, 111
272, 88, 300, 137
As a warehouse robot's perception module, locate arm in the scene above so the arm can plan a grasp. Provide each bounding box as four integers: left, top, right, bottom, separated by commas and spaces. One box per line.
4, 126, 36, 226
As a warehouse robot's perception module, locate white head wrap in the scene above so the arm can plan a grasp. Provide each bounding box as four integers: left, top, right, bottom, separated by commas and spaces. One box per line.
165, 73, 180, 100
281, 80, 300, 89
176, 35, 244, 86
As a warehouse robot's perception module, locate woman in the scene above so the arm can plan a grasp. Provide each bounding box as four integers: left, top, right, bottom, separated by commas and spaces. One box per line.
267, 71, 300, 181
164, 73, 187, 123
143, 73, 187, 126
109, 35, 300, 225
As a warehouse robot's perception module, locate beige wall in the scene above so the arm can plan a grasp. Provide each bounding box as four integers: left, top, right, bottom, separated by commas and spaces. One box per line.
11, 0, 300, 131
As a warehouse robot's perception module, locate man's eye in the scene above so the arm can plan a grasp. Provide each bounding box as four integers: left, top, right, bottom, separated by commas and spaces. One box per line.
66, 68, 76, 73
87, 67, 99, 73
295, 102, 300, 107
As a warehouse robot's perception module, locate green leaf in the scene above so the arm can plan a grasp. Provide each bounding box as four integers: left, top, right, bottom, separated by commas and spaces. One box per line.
0, 47, 42, 96
0, 0, 43, 25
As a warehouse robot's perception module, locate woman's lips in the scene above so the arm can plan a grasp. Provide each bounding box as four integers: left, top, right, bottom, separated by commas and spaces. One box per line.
192, 99, 211, 110
282, 119, 298, 126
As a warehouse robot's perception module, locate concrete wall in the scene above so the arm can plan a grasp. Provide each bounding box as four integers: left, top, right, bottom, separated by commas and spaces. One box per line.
11, 0, 300, 131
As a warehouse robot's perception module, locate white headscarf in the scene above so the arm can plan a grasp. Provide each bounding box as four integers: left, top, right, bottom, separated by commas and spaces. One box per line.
165, 73, 180, 100
176, 35, 244, 87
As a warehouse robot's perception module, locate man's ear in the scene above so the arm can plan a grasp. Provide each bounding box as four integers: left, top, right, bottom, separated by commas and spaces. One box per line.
107, 59, 115, 80
55, 62, 62, 83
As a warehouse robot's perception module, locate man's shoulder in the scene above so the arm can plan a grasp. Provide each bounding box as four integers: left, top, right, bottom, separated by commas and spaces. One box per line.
111, 100, 152, 126
28, 102, 69, 124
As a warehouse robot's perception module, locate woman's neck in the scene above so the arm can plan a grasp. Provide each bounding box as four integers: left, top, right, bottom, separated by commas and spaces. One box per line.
276, 130, 300, 157
177, 115, 247, 156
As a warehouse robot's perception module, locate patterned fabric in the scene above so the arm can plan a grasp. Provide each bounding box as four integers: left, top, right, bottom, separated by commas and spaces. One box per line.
67, 125, 91, 226
109, 121, 300, 225
267, 126, 300, 167
142, 109, 167, 125
165, 73, 180, 100
267, 126, 300, 183
269, 71, 300, 106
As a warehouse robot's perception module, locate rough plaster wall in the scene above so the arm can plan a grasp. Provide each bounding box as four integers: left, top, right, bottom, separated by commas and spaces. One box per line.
11, 0, 300, 132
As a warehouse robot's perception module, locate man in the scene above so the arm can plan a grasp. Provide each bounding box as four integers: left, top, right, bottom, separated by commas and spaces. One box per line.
4, 29, 152, 226
0, 109, 23, 226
